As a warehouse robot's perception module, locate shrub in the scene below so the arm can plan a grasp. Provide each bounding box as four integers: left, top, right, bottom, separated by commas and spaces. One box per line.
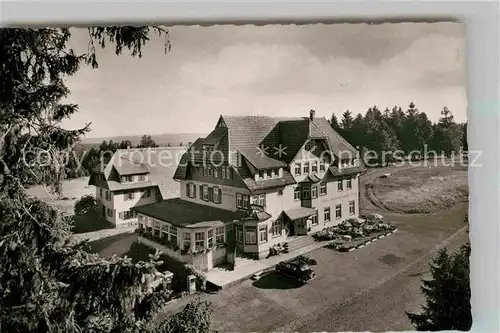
74, 194, 98, 216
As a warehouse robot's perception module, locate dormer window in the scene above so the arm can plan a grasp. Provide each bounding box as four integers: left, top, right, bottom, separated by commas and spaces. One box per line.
122, 175, 133, 183
311, 160, 318, 173
139, 174, 146, 181
266, 170, 272, 178
319, 162, 326, 172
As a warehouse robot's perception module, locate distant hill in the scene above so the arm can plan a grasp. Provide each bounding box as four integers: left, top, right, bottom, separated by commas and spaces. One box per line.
80, 133, 205, 149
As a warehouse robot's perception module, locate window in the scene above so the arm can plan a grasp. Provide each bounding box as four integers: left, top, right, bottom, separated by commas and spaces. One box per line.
311, 160, 318, 173
139, 175, 146, 181
271, 219, 281, 237
207, 229, 214, 248
338, 179, 344, 192
125, 191, 135, 200
242, 195, 249, 209
208, 168, 213, 177
203, 167, 208, 177
320, 182, 327, 195
122, 175, 133, 183
311, 185, 318, 198
222, 167, 226, 179
349, 200, 355, 215
320, 162, 326, 172
259, 225, 268, 243
302, 187, 310, 200
324, 207, 331, 222
100, 188, 103, 197
336, 204, 342, 219
107, 208, 113, 217
294, 188, 301, 201
195, 232, 205, 249
214, 168, 219, 178
216, 226, 225, 244
105, 191, 111, 201
278, 189, 283, 196
245, 227, 257, 245
251, 193, 266, 207
202, 185, 209, 201
295, 163, 301, 175
236, 227, 243, 243
236, 194, 243, 208
208, 187, 214, 202
226, 168, 232, 179
122, 210, 137, 220
169, 225, 178, 243
311, 213, 318, 225
266, 170, 272, 178
259, 171, 264, 179
213, 187, 222, 204
186, 183, 196, 198
183, 232, 191, 250
347, 177, 352, 190
303, 162, 309, 174
143, 188, 151, 198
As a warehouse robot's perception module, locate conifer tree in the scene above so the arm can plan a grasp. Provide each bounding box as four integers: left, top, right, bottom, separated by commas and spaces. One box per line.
407, 244, 472, 331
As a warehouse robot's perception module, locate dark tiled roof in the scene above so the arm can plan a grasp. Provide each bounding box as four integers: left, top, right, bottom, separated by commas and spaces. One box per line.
243, 169, 296, 192
242, 210, 272, 222
312, 117, 358, 156
328, 165, 366, 177
114, 156, 150, 175
238, 147, 287, 170
132, 198, 248, 227
299, 174, 322, 184
106, 180, 155, 191
101, 148, 185, 199
284, 206, 317, 220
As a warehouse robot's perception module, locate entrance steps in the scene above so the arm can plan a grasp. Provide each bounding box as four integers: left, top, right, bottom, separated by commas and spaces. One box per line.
286, 236, 317, 253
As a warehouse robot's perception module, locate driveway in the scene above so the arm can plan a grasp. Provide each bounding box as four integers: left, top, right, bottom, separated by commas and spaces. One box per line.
158, 203, 468, 332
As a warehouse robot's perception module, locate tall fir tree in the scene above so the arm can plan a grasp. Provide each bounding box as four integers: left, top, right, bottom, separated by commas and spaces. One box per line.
407, 244, 472, 331
0, 27, 212, 333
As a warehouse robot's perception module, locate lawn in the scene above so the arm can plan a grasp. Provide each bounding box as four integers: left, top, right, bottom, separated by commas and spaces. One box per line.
371, 165, 468, 213
26, 176, 94, 214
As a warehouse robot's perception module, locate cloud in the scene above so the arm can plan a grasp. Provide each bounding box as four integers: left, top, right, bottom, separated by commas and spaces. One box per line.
63, 25, 467, 137
178, 33, 464, 97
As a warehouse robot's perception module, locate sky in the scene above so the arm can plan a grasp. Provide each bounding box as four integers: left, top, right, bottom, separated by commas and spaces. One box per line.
62, 22, 467, 138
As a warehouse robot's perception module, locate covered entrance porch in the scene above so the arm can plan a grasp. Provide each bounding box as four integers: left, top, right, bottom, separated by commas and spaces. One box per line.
283, 206, 317, 236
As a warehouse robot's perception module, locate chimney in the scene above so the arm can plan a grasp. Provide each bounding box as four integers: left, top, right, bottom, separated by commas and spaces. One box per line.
309, 109, 315, 121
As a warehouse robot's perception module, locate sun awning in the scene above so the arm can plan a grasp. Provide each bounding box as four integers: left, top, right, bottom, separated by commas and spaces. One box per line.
283, 207, 317, 220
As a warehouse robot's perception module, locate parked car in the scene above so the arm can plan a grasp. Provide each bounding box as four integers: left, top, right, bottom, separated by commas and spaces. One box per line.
275, 258, 316, 284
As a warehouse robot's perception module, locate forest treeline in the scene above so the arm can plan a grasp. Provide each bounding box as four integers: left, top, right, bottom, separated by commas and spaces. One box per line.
330, 102, 467, 164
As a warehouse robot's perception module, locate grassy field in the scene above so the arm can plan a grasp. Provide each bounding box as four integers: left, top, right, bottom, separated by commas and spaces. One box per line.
372, 165, 468, 213
26, 177, 94, 214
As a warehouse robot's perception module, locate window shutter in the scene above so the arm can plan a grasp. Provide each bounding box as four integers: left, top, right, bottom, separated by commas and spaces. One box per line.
193, 184, 197, 198
119, 212, 124, 219
218, 188, 222, 203
208, 187, 213, 202
186, 183, 190, 197
200, 185, 203, 198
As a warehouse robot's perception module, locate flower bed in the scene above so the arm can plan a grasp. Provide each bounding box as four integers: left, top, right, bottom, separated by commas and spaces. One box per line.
314, 218, 397, 251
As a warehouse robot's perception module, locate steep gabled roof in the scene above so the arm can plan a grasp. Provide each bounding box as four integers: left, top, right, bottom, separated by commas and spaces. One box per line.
96, 147, 185, 199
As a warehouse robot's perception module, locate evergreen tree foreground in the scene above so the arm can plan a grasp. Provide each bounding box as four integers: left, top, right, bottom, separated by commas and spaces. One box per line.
0, 27, 212, 333
407, 244, 472, 331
